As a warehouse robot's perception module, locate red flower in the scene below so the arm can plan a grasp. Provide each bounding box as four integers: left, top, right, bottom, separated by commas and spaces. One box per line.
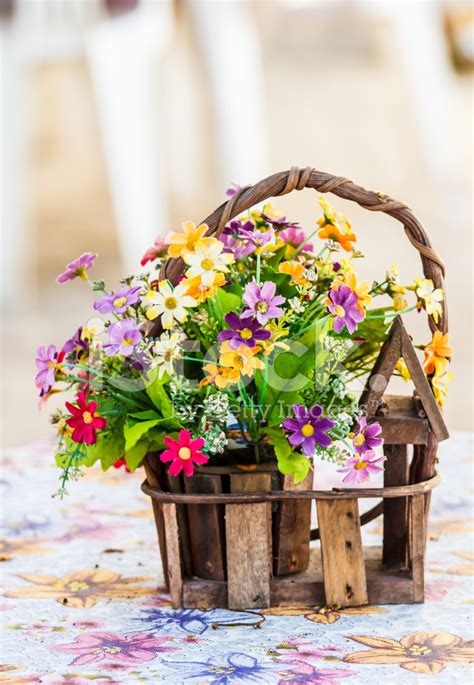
114, 458, 131, 473
160, 429, 208, 477
65, 392, 107, 445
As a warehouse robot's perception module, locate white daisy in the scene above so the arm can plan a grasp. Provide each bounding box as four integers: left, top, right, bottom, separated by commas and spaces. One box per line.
183, 238, 234, 287
153, 332, 183, 378
145, 281, 197, 329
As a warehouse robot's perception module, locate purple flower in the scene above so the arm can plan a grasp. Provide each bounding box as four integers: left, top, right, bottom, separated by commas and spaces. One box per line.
352, 416, 383, 454
238, 224, 276, 248
283, 404, 335, 456
220, 221, 256, 259
62, 328, 88, 359
217, 313, 271, 349
337, 450, 386, 484
327, 285, 364, 334
35, 344, 62, 394
226, 181, 242, 197
103, 319, 142, 357
279, 225, 314, 252
242, 280, 285, 325
260, 213, 300, 231
56, 253, 97, 284
93, 285, 141, 314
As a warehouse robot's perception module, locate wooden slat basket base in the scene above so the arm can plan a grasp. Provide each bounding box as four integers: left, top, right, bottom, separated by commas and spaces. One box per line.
142, 418, 440, 611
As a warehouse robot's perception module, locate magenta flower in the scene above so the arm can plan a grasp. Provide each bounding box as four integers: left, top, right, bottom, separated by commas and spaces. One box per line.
52, 631, 176, 666
283, 404, 335, 456
220, 220, 256, 259
141, 236, 169, 266
35, 344, 64, 394
327, 285, 364, 334
242, 280, 285, 325
279, 225, 314, 252
217, 312, 271, 349
226, 181, 242, 197
62, 327, 88, 359
352, 416, 383, 454
94, 285, 141, 314
56, 253, 97, 284
160, 429, 208, 477
278, 663, 353, 685
337, 450, 386, 484
103, 319, 142, 357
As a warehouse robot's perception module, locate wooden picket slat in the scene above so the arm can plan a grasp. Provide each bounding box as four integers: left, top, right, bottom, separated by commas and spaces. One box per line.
143, 455, 169, 590
410, 494, 425, 602
184, 474, 226, 580
273, 469, 313, 575
162, 503, 183, 607
317, 498, 368, 607
383, 444, 409, 567
165, 474, 193, 578
225, 472, 272, 609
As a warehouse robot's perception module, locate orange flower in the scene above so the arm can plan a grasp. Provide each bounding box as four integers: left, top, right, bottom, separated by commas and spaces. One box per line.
166, 221, 210, 259
332, 270, 372, 314
184, 272, 226, 304
200, 363, 240, 389
262, 604, 386, 624
423, 331, 452, 376
219, 341, 264, 377
279, 261, 310, 287
344, 631, 474, 675
0, 537, 51, 560
317, 223, 358, 252
4, 568, 153, 608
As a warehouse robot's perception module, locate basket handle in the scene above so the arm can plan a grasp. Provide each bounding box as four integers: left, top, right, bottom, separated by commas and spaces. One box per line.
158, 166, 447, 334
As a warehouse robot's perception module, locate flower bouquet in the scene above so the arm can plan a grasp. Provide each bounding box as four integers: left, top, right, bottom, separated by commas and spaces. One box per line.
37, 196, 451, 498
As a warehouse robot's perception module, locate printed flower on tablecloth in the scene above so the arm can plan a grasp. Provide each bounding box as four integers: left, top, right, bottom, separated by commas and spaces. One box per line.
343, 631, 474, 675
0, 537, 52, 560
4, 569, 153, 608
262, 605, 386, 625
52, 631, 176, 666
0, 664, 38, 684
272, 639, 343, 664
277, 663, 354, 684
135, 607, 262, 634
160, 652, 281, 684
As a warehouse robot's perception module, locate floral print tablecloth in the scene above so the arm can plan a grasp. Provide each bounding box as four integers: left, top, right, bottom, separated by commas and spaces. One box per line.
1, 432, 473, 684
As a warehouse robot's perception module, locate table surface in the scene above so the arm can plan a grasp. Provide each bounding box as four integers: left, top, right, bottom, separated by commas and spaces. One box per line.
1, 432, 473, 684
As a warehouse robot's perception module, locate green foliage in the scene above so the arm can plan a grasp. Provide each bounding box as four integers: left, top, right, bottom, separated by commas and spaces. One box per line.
264, 428, 311, 484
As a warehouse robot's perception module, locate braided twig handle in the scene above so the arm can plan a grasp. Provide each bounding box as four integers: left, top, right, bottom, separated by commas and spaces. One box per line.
158, 166, 447, 334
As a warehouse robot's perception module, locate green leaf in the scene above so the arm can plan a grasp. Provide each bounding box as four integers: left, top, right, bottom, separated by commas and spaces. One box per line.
213, 288, 242, 316
84, 432, 124, 471
124, 441, 149, 472
265, 428, 311, 484
124, 419, 160, 452
129, 409, 162, 421
145, 375, 173, 416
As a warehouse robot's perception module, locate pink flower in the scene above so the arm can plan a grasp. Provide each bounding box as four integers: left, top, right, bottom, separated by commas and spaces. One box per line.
242, 280, 286, 325
337, 450, 386, 484
281, 640, 343, 664
140, 236, 169, 266
160, 429, 208, 477
56, 253, 97, 284
278, 662, 353, 684
280, 225, 314, 252
52, 631, 175, 666
35, 345, 65, 394
65, 392, 107, 445
352, 417, 383, 454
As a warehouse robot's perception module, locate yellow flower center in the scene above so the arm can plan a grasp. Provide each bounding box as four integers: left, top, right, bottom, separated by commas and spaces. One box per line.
354, 434, 365, 447
301, 423, 314, 437
122, 337, 133, 346
178, 447, 192, 460
113, 296, 127, 308
82, 411, 94, 425
209, 667, 235, 675
354, 460, 368, 470
68, 581, 89, 592
256, 301, 269, 313
164, 296, 178, 310
201, 258, 215, 271
234, 354, 246, 369
48, 360, 55, 368
334, 305, 345, 318
93, 646, 121, 655
164, 350, 173, 362
240, 328, 253, 340
408, 645, 432, 656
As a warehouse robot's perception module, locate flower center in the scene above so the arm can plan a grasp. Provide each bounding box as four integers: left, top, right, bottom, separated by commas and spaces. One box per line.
164, 350, 173, 362
164, 296, 178, 310
354, 433, 365, 447
334, 304, 346, 318
113, 296, 127, 309
122, 337, 133, 346
239, 328, 253, 340
354, 460, 368, 470
256, 301, 269, 313
178, 447, 192, 460
68, 581, 89, 592
201, 258, 215, 271
234, 354, 246, 369
409, 645, 432, 656
82, 411, 94, 425
48, 360, 55, 368
301, 423, 314, 437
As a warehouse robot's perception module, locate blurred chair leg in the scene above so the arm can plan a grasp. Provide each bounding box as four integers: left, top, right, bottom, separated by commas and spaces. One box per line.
188, 1, 268, 189
86, 4, 174, 272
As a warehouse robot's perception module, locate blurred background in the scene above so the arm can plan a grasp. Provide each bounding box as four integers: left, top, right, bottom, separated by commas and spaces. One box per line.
1, 0, 473, 447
